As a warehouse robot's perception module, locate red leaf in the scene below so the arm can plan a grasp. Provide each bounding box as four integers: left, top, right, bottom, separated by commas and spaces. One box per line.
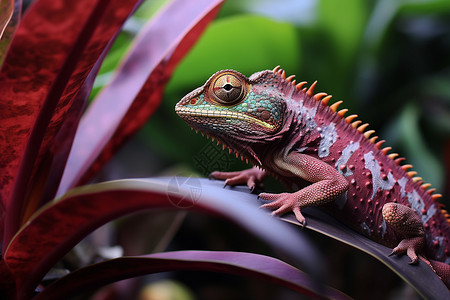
57, 0, 224, 195
0, 0, 142, 248
3, 178, 320, 299
34, 251, 351, 300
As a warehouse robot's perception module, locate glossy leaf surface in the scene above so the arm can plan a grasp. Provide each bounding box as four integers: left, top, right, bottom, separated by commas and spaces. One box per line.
4, 178, 321, 299
36, 251, 350, 300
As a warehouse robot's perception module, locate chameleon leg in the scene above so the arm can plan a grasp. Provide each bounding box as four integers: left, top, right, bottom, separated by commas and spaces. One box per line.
382, 203, 425, 264
210, 166, 267, 192
259, 152, 348, 225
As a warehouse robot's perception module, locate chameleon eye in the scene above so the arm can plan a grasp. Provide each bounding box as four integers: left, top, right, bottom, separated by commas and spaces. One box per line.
210, 72, 247, 105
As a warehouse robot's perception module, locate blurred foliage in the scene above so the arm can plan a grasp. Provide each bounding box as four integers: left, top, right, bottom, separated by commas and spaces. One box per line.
98, 0, 450, 194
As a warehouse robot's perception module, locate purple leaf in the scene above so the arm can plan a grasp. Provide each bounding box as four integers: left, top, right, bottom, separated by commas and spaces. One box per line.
0, 0, 142, 248
35, 251, 351, 300
3, 177, 322, 299
58, 0, 224, 195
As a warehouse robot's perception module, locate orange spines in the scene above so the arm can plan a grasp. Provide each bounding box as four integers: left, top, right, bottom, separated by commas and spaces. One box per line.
401, 164, 413, 171
295, 81, 307, 90
286, 75, 295, 82
329, 101, 343, 112
345, 114, 358, 123
337, 109, 348, 117
321, 95, 332, 106
375, 140, 386, 149
432, 194, 443, 201
369, 136, 378, 143
306, 81, 317, 96
357, 123, 369, 133
364, 130, 375, 139
407, 171, 418, 177
394, 157, 405, 165
381, 146, 392, 155
351, 120, 362, 129
412, 177, 423, 183
314, 92, 328, 101
388, 153, 399, 160
272, 65, 281, 72
421, 183, 432, 190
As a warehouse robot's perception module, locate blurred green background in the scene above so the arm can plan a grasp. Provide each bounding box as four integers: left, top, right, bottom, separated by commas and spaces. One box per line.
88, 0, 450, 298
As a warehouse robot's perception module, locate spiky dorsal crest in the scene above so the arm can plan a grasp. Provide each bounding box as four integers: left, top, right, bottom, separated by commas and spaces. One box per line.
271, 65, 448, 222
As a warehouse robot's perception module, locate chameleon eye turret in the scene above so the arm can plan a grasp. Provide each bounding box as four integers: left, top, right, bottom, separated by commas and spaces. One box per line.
209, 72, 247, 105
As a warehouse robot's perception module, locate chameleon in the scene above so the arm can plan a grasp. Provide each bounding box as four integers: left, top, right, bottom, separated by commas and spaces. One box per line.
175, 66, 450, 288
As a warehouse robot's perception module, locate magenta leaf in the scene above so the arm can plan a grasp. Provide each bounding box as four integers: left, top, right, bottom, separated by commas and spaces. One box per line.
0, 0, 142, 248
3, 177, 322, 299
35, 251, 351, 300
58, 0, 225, 195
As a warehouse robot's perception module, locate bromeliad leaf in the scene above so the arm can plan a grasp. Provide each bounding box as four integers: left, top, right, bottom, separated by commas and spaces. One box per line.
3, 178, 323, 299
34, 251, 351, 300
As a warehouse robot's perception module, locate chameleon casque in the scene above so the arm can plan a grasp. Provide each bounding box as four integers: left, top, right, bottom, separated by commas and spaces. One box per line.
175, 66, 450, 288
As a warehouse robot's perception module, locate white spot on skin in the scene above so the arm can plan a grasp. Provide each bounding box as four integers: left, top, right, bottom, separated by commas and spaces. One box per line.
364, 152, 396, 200
398, 176, 437, 225
381, 218, 386, 238
300, 105, 317, 132
318, 123, 337, 158
335, 141, 360, 176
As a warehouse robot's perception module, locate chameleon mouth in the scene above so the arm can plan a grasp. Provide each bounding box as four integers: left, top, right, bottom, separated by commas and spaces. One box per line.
175, 106, 274, 130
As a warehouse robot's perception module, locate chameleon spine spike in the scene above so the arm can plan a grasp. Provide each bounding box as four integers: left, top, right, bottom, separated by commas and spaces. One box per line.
421, 183, 432, 190
364, 130, 375, 139
329, 101, 343, 112
295, 81, 307, 90
369, 136, 378, 143
281, 70, 286, 79
272, 65, 281, 72
314, 92, 328, 101
381, 147, 392, 155
412, 177, 423, 183
427, 188, 437, 195
228, 148, 232, 154
321, 95, 332, 106
351, 120, 362, 129
245, 158, 249, 164
291, 79, 296, 85
394, 157, 405, 165
337, 109, 348, 117
286, 75, 295, 82
306, 81, 317, 97
401, 164, 413, 171
432, 194, 442, 201
345, 114, 358, 123
222, 144, 226, 150
357, 123, 369, 133
235, 152, 239, 158
407, 171, 418, 177
375, 140, 385, 149
388, 153, 399, 160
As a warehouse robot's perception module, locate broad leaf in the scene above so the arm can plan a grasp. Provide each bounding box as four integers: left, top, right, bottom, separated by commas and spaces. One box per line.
0, 0, 143, 248
35, 251, 351, 300
58, 0, 225, 195
4, 178, 322, 299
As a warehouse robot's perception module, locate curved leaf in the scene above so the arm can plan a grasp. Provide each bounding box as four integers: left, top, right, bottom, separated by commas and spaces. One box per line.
35, 251, 350, 300
58, 0, 225, 195
4, 177, 322, 299
1, 0, 142, 248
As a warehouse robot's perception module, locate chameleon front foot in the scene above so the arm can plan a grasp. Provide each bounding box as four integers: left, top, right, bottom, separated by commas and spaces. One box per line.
259, 192, 306, 226
210, 166, 266, 192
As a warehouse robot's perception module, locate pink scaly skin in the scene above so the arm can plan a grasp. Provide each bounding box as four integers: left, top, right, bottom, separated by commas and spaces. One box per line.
175, 66, 450, 287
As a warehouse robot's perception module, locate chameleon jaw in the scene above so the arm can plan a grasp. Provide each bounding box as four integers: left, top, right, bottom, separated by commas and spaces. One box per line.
175, 106, 274, 130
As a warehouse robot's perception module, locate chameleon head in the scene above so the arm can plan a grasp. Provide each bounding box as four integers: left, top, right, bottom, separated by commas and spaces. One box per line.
175, 69, 287, 163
